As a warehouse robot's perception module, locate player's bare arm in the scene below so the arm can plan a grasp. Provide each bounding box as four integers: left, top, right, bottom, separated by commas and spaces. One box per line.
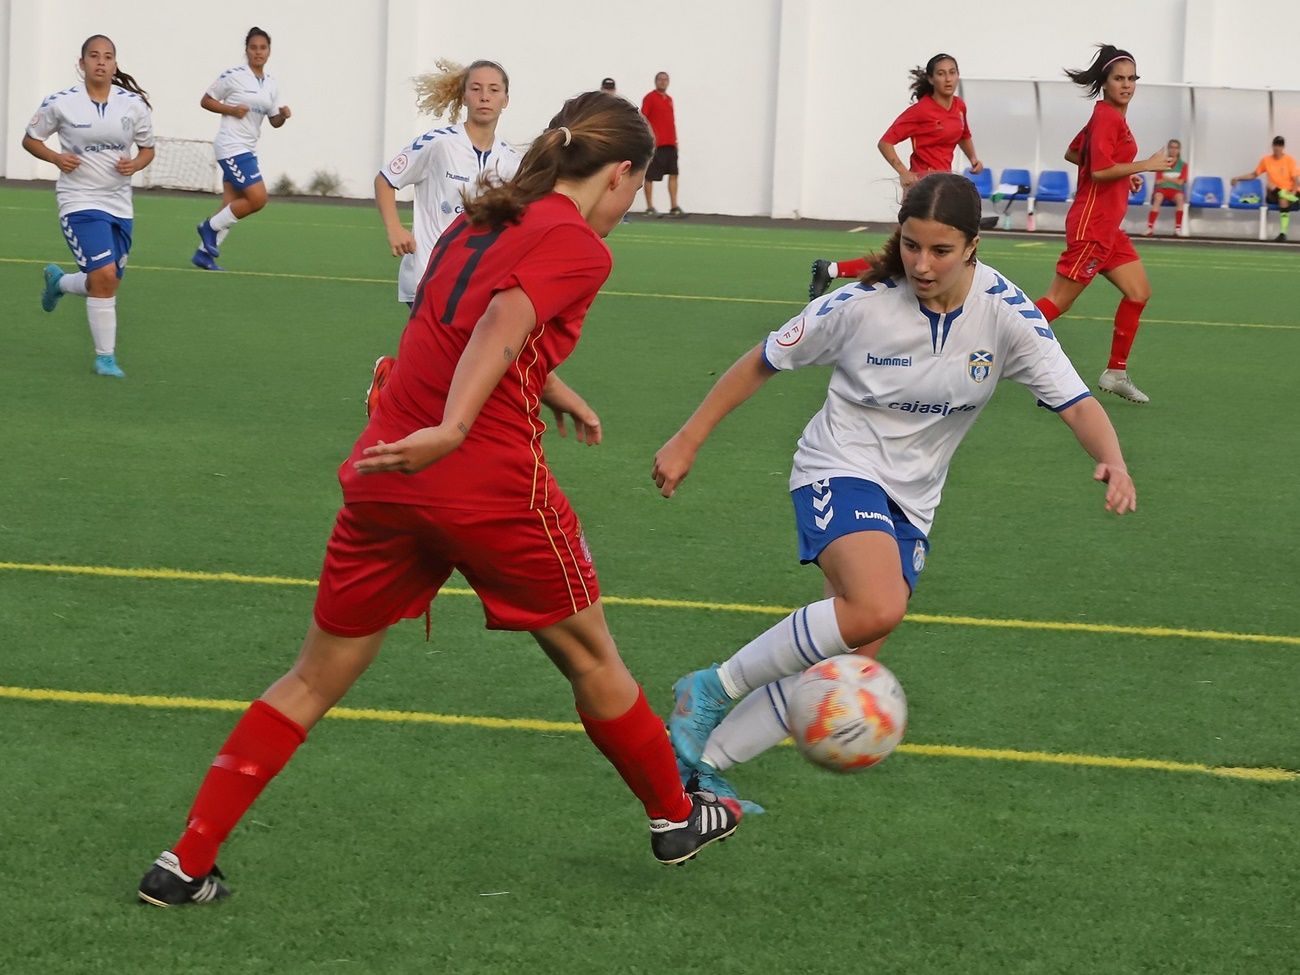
541, 373, 602, 445
373, 174, 417, 256
1057, 397, 1137, 515
21, 135, 80, 172
653, 343, 777, 497
356, 288, 538, 474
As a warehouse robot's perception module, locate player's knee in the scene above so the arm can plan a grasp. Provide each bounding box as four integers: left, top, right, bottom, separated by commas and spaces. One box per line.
1126, 283, 1152, 304
837, 594, 906, 647
86, 266, 120, 296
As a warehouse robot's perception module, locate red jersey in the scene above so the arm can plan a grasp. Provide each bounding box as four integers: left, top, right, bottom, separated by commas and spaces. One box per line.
1065, 101, 1137, 241
340, 193, 611, 510
880, 95, 972, 174
640, 91, 677, 147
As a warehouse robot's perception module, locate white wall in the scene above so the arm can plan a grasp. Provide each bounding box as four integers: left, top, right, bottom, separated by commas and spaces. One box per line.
3, 0, 1295, 222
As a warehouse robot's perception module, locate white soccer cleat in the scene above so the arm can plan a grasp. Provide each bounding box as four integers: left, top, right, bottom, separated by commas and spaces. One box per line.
1098, 369, 1149, 404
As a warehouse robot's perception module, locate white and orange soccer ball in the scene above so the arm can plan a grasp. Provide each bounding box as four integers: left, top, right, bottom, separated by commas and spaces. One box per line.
788, 656, 908, 772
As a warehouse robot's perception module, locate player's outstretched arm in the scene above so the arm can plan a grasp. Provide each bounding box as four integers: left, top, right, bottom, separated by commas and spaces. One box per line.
1057, 397, 1137, 515
542, 373, 601, 445
356, 288, 538, 475
653, 343, 777, 498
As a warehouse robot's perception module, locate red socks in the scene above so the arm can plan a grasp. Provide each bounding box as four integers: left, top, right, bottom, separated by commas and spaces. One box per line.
835, 257, 871, 279
579, 686, 692, 822
172, 699, 307, 877
1109, 298, 1146, 370
1035, 297, 1062, 322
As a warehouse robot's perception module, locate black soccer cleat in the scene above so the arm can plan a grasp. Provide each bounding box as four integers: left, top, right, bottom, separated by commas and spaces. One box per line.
808, 259, 834, 300
137, 851, 230, 907
649, 790, 743, 865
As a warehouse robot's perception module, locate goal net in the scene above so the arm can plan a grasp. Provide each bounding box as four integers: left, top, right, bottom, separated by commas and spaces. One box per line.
140, 138, 222, 193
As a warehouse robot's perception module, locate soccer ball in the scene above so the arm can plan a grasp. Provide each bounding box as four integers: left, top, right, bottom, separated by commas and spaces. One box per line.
787, 656, 907, 772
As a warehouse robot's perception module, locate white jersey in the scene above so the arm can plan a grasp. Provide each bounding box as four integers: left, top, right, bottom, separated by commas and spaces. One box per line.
380, 125, 522, 301
206, 65, 281, 158
26, 85, 154, 219
763, 262, 1090, 535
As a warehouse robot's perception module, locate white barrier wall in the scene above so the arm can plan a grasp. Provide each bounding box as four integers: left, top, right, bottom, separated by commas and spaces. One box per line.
2, 0, 1296, 222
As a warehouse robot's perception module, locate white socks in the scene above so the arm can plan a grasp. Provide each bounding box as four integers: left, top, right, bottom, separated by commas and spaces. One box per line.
86, 296, 117, 355
209, 205, 239, 233
216, 227, 230, 247
717, 598, 850, 699
60, 272, 89, 295
827, 262, 840, 277
701, 674, 799, 771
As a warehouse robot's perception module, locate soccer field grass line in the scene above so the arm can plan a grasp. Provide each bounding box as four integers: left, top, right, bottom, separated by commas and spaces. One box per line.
5, 559, 1299, 648
1, 684, 1293, 783
2, 255, 1296, 331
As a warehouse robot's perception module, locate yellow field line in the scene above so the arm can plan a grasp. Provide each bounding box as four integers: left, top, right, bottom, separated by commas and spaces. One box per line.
2, 255, 1296, 329
0, 684, 1291, 783
3, 560, 1298, 647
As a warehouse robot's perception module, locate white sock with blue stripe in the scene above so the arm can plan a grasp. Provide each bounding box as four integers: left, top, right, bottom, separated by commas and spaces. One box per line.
718, 598, 849, 698
701, 675, 799, 771
60, 272, 89, 295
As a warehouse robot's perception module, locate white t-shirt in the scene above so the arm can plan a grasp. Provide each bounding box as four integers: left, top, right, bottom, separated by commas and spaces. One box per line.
379, 125, 522, 302
206, 65, 281, 158
763, 262, 1090, 535
26, 85, 155, 219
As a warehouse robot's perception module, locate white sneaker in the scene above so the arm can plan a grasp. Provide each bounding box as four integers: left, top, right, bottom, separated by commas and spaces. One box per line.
1098, 369, 1149, 404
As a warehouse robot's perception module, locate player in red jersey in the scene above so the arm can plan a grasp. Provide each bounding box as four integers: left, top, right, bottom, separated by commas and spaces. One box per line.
809, 53, 984, 299
1033, 45, 1173, 404
136, 91, 742, 908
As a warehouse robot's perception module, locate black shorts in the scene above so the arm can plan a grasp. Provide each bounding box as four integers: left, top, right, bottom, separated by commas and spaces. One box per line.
646, 145, 679, 181
1266, 188, 1295, 210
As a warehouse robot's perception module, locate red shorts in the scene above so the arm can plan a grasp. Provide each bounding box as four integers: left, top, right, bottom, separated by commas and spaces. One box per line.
1151, 187, 1183, 205
1055, 230, 1140, 284
313, 499, 599, 636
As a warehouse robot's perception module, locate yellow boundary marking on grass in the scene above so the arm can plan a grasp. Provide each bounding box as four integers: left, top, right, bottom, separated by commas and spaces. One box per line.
0, 684, 1291, 783
4, 560, 1300, 648
2, 256, 1297, 330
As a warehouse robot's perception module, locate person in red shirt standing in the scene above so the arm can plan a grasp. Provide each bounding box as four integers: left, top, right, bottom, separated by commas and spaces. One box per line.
809, 53, 984, 298
1033, 45, 1173, 404
640, 71, 684, 217
136, 90, 742, 908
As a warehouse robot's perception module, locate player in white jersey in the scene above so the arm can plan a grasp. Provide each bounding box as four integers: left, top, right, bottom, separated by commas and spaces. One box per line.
192, 27, 291, 271
366, 58, 521, 415
653, 173, 1138, 810
24, 35, 155, 378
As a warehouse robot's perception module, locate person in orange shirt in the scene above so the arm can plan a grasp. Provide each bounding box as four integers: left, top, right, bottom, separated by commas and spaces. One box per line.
1232, 136, 1300, 242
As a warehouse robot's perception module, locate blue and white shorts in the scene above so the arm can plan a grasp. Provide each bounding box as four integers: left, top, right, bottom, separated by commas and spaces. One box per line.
218, 152, 263, 187
59, 209, 133, 277
791, 477, 930, 593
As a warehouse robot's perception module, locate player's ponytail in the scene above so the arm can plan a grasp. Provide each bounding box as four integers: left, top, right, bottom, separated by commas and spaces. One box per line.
908, 53, 958, 102
464, 90, 654, 230
414, 57, 509, 119
79, 35, 151, 108
859, 172, 982, 287
1065, 44, 1136, 98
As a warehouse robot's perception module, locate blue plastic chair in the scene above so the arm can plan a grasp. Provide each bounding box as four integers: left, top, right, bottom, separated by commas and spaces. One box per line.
1128, 174, 1148, 206
1188, 176, 1225, 208
1035, 170, 1071, 203
964, 167, 993, 199
996, 168, 1033, 200
1228, 178, 1263, 209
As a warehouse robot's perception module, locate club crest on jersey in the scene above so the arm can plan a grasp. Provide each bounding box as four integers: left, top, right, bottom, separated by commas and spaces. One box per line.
912, 540, 926, 573
776, 318, 806, 347
121, 117, 133, 134
968, 349, 993, 383
389, 153, 409, 175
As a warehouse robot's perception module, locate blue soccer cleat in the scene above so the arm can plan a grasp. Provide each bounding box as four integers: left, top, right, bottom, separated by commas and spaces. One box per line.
196, 220, 220, 257
94, 353, 125, 378
670, 665, 732, 770
41, 264, 65, 312
678, 758, 765, 816
191, 249, 224, 272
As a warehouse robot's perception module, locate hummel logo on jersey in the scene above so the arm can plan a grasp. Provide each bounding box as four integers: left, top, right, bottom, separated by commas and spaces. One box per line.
854, 510, 893, 526
445, 171, 470, 182
866, 352, 912, 367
